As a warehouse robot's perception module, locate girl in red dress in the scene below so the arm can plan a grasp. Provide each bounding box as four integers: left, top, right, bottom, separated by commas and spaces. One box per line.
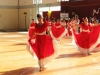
72, 17, 100, 55
26, 19, 36, 55
50, 19, 67, 40
89, 19, 100, 52
28, 14, 58, 71
28, 19, 36, 38
71, 17, 92, 55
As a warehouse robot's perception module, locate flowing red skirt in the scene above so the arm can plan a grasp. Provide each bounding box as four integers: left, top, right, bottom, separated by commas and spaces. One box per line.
29, 35, 54, 60
72, 29, 89, 49
72, 25, 100, 51
51, 25, 65, 38
89, 25, 100, 50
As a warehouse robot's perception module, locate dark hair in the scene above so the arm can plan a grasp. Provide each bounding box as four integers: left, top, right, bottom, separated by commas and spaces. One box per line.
37, 14, 42, 18
71, 17, 75, 20
83, 17, 88, 21
32, 18, 34, 20
63, 18, 65, 20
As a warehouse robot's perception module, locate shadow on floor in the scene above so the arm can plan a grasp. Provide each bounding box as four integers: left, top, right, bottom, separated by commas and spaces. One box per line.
10, 43, 27, 46
56, 52, 90, 59
0, 49, 26, 53
0, 67, 39, 75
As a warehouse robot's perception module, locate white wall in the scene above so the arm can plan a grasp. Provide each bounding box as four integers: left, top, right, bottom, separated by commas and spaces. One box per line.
0, 0, 60, 31
0, 0, 18, 6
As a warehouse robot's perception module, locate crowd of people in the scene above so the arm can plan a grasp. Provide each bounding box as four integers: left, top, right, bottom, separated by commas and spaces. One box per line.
26, 14, 100, 71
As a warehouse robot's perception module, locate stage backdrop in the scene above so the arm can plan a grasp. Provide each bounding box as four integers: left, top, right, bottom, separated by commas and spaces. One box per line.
61, 0, 100, 22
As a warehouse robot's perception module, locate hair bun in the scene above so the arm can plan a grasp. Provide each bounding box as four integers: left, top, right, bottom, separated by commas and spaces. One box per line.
37, 14, 42, 18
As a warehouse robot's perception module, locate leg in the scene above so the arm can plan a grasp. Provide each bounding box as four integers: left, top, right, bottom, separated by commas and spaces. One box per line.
38, 59, 44, 71
87, 50, 91, 55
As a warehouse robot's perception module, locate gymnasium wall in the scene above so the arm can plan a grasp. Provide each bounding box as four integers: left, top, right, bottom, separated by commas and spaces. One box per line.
0, 9, 18, 30
0, 0, 60, 31
0, 0, 18, 31
0, 0, 18, 6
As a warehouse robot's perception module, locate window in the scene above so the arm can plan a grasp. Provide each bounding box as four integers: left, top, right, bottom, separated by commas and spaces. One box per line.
39, 7, 49, 12
33, 0, 42, 4
57, 0, 69, 2
50, 6, 61, 11
39, 6, 61, 12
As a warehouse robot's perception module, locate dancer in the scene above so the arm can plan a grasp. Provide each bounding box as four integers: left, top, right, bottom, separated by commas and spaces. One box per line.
71, 17, 92, 55
26, 19, 36, 55
28, 19, 36, 38
89, 19, 100, 52
50, 19, 67, 40
75, 15, 80, 25
60, 18, 67, 27
28, 14, 58, 71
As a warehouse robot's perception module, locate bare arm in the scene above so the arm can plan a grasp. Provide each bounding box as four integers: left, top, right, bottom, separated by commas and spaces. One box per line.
32, 32, 36, 38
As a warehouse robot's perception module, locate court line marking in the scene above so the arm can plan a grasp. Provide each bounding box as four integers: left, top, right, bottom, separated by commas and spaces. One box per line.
93, 57, 100, 64
93, 56, 100, 69
20, 67, 34, 75
20, 65, 38, 75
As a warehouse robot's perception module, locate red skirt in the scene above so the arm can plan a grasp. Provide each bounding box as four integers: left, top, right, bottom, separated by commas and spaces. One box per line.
50, 25, 66, 39
89, 25, 100, 51
72, 25, 100, 52
29, 35, 55, 60
72, 29, 90, 49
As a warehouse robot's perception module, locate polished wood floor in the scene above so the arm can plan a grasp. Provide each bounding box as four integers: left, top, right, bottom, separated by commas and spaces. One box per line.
0, 32, 100, 75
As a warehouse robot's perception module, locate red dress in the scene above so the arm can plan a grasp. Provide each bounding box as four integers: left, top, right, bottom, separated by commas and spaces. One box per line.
72, 22, 100, 54
89, 25, 100, 51
50, 22, 67, 40
72, 22, 92, 54
29, 22, 58, 65
28, 22, 36, 37
26, 22, 36, 52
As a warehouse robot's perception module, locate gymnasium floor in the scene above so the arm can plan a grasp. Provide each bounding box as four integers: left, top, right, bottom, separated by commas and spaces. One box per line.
0, 32, 100, 75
